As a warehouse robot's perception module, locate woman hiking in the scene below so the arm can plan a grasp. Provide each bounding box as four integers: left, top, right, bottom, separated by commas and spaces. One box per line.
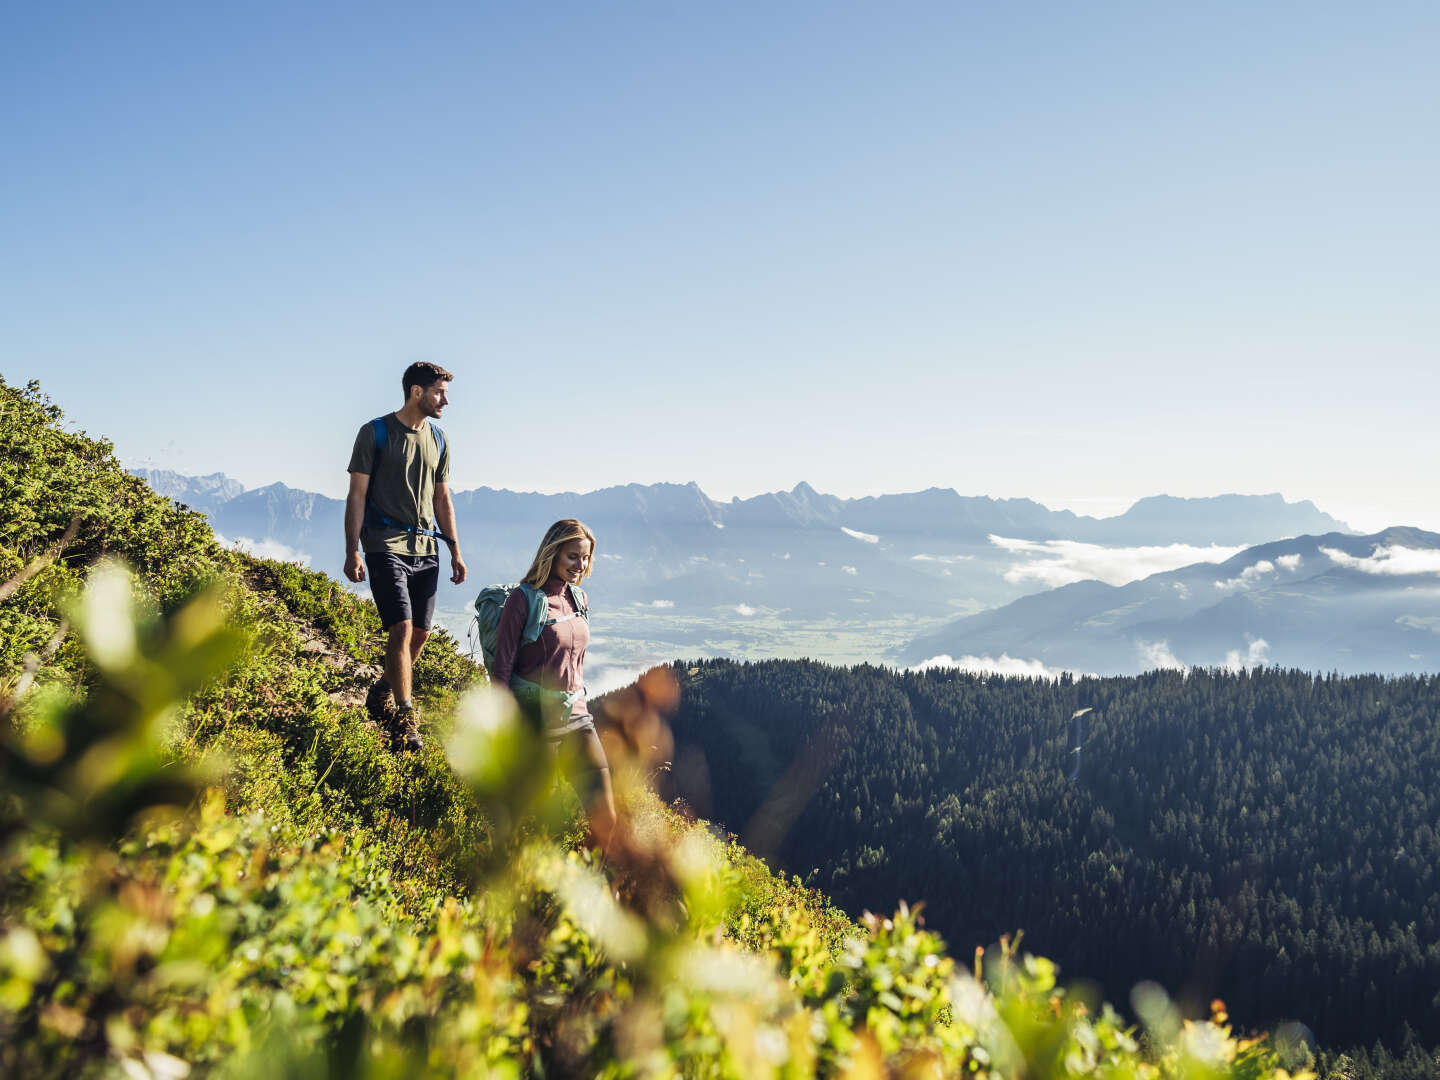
489, 519, 617, 852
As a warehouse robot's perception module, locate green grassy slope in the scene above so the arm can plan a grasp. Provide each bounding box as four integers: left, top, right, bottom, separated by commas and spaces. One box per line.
0, 376, 1309, 1079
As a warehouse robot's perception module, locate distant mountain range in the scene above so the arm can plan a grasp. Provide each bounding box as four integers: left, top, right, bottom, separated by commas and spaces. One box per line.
902, 526, 1440, 675
131, 470, 1353, 628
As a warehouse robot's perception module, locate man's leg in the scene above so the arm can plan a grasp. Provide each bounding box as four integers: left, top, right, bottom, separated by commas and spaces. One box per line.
396, 554, 439, 705
364, 552, 414, 730
385, 619, 424, 753
408, 627, 431, 667
385, 620, 415, 703
385, 625, 430, 703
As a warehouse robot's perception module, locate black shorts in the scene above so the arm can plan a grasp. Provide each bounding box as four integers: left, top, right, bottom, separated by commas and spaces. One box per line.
365, 551, 439, 630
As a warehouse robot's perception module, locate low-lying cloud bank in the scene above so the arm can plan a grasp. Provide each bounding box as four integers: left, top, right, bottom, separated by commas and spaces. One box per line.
1136, 640, 1185, 670
992, 536, 1244, 588
1216, 559, 1276, 592
1136, 637, 1272, 673
1322, 545, 1440, 576
841, 526, 879, 544
216, 534, 311, 567
1224, 637, 1271, 672
585, 655, 659, 698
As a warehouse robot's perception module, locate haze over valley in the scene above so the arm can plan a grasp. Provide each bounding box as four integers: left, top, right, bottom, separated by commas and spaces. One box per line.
129, 468, 1440, 684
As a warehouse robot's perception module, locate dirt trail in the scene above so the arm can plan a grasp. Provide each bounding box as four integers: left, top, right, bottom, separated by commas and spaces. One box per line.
239, 563, 383, 719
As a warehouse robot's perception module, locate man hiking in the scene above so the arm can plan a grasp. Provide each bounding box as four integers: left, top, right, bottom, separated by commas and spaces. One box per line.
345, 362, 467, 751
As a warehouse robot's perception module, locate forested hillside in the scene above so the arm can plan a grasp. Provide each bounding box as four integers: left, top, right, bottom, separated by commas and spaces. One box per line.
662, 659, 1440, 1058
0, 374, 1323, 1077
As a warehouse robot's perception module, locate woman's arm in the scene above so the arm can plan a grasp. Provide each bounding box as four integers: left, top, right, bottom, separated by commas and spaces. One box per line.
489, 587, 530, 689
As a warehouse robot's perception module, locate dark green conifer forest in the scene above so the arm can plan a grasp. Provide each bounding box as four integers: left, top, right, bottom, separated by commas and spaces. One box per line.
661, 659, 1440, 1058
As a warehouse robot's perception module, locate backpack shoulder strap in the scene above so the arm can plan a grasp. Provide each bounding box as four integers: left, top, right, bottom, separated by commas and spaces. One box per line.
368, 416, 389, 473
516, 582, 552, 647
567, 584, 589, 620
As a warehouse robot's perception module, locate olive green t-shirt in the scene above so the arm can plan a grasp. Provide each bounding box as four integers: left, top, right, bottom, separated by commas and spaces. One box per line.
347, 415, 452, 556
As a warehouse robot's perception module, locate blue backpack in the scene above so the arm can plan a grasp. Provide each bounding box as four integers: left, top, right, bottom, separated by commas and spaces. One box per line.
364, 415, 453, 543
473, 582, 589, 674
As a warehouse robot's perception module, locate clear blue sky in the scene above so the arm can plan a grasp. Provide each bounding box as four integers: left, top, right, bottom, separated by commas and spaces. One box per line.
4, 1, 1437, 531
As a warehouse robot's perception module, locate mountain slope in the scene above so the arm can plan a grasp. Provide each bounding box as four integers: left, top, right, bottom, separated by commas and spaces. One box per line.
903, 527, 1440, 674
1073, 492, 1347, 545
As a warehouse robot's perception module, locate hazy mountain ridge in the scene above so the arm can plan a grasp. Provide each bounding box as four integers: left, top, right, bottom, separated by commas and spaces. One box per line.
904, 526, 1440, 674
133, 469, 1366, 672
134, 469, 1350, 559
138, 468, 245, 504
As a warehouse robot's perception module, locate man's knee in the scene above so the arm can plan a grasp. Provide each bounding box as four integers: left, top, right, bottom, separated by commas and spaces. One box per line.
386, 620, 413, 648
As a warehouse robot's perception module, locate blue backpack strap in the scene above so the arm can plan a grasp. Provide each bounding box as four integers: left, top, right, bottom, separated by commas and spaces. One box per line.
516, 583, 551, 647
368, 416, 389, 472
363, 417, 388, 530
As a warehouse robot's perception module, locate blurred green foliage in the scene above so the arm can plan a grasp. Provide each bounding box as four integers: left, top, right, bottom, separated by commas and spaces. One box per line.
0, 378, 1315, 1078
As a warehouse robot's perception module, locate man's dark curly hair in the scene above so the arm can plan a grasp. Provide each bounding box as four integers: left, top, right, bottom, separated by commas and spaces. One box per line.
402, 362, 454, 398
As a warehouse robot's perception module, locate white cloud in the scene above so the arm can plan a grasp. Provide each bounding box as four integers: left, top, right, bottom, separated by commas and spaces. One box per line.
911, 553, 974, 564
1321, 545, 1440, 576
908, 653, 1078, 680
842, 565, 858, 576
1214, 560, 1276, 592
634, 599, 674, 609
1173, 583, 1190, 600
584, 654, 661, 698
841, 526, 879, 544
216, 534, 311, 567
713, 522, 725, 529
1136, 640, 1185, 670
1396, 615, 1440, 634
1223, 638, 1271, 672
734, 603, 757, 616
779, 553, 791, 560
990, 535, 1244, 588
598, 552, 624, 560
1276, 553, 1303, 571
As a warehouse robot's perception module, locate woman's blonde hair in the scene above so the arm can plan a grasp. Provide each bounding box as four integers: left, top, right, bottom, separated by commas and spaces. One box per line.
522, 519, 598, 587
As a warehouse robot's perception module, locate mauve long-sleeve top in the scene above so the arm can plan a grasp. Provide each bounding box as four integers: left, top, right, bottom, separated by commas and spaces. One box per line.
489, 578, 590, 727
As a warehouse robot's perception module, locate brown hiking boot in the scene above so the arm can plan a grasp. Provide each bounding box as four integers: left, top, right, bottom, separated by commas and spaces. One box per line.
364, 679, 394, 725
393, 703, 423, 753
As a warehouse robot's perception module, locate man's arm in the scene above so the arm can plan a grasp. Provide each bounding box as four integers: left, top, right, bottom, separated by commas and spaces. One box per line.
345, 472, 369, 582
434, 481, 467, 585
